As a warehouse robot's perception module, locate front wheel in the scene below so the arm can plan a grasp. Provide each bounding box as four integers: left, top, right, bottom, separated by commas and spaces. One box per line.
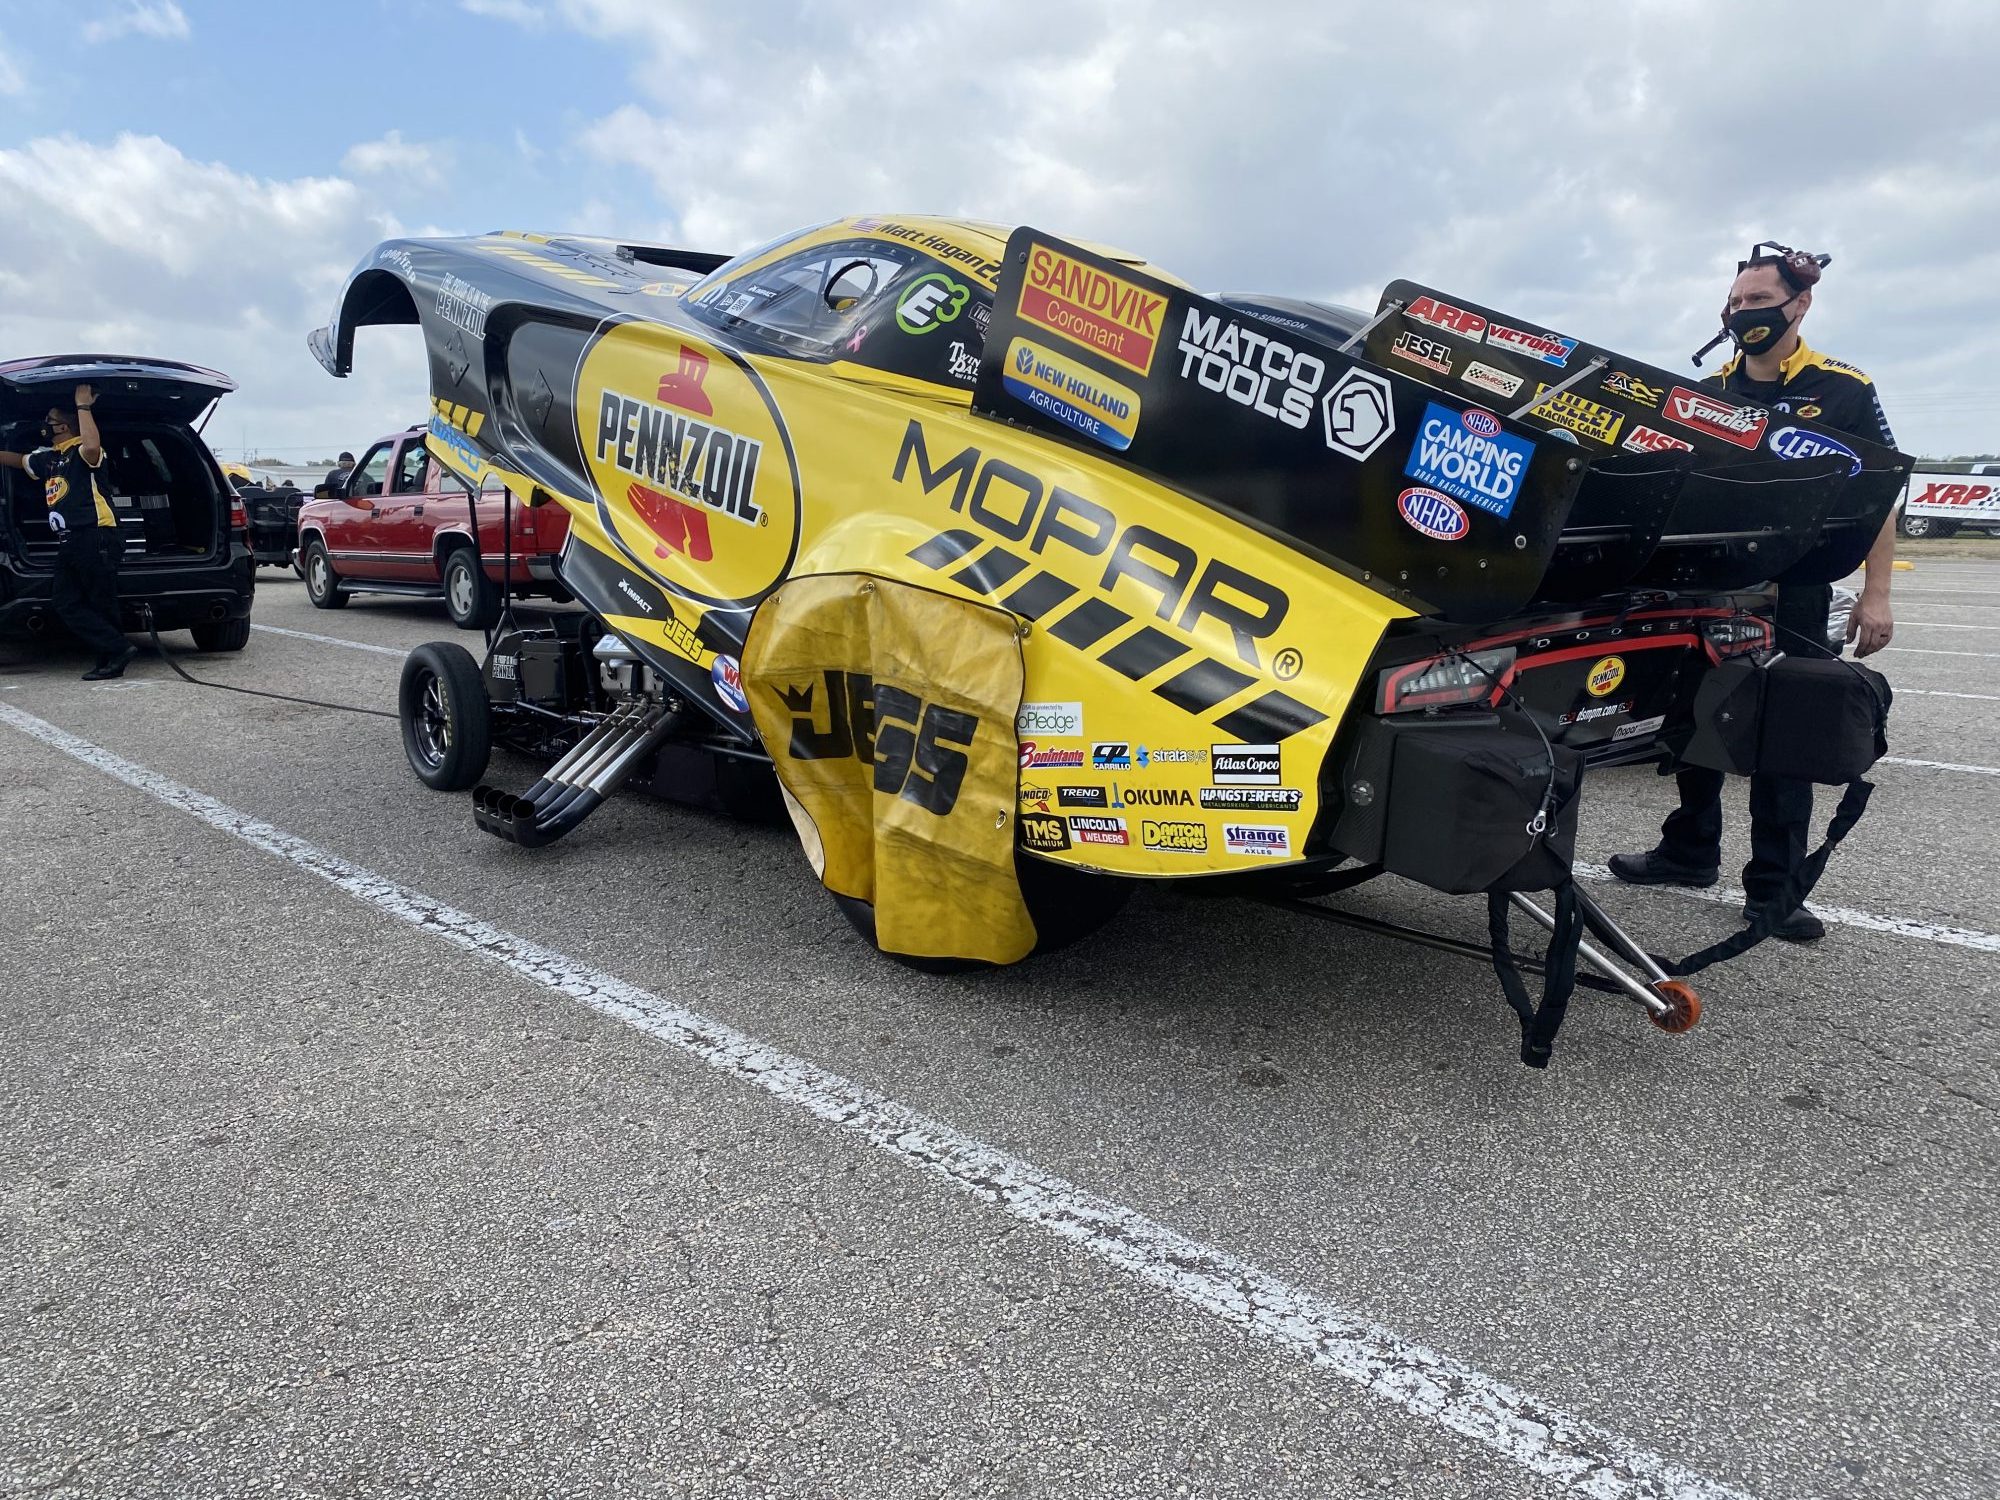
399, 641, 492, 791
442, 546, 501, 631
190, 617, 251, 652
303, 540, 348, 609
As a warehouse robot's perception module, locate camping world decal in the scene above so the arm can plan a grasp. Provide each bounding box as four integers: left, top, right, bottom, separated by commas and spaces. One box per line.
1402, 403, 1534, 520
578, 326, 803, 608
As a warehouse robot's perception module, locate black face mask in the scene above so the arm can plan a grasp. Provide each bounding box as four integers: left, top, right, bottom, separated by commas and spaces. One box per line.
1726, 297, 1798, 354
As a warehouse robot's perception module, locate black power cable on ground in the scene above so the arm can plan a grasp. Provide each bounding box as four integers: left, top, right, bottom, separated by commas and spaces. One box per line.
141, 606, 397, 720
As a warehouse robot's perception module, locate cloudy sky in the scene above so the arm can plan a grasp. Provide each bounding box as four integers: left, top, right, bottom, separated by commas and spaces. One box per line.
2, 0, 1996, 462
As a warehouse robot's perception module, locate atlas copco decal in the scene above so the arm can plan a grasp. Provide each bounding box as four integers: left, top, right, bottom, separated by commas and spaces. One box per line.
1211, 744, 1281, 785
1403, 403, 1534, 520
1770, 425, 1862, 477
1177, 307, 1326, 430
1666, 386, 1767, 449
1397, 486, 1469, 541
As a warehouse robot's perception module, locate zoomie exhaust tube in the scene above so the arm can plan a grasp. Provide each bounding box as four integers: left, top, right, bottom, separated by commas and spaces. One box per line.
496, 703, 647, 815
516, 707, 684, 843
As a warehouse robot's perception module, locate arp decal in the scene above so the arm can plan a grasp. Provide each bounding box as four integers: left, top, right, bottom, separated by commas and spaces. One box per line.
1003, 337, 1142, 451
1665, 386, 1767, 449
1770, 425, 1861, 477
1402, 402, 1534, 520
781, 668, 978, 817
1405, 296, 1487, 339
577, 325, 803, 608
1017, 242, 1168, 376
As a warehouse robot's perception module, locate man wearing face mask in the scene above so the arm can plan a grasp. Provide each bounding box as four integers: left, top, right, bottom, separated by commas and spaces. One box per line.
0, 384, 139, 679
1609, 244, 1898, 943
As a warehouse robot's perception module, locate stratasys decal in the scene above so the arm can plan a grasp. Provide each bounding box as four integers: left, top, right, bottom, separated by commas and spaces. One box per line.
575, 322, 804, 610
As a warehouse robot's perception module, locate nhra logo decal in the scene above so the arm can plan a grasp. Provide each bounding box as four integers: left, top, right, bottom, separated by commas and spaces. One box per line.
1403, 402, 1535, 520
1004, 337, 1141, 451
1622, 425, 1694, 455
1397, 486, 1469, 541
579, 326, 802, 609
781, 669, 978, 817
1770, 425, 1862, 477
1484, 322, 1577, 367
1666, 386, 1767, 449
1177, 308, 1326, 431
1018, 243, 1168, 376
1528, 384, 1623, 446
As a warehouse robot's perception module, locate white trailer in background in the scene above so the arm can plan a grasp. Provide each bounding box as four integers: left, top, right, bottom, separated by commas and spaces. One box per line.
1899, 463, 2000, 538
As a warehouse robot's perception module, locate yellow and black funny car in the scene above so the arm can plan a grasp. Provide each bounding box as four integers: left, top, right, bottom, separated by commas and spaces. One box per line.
313, 216, 1906, 1064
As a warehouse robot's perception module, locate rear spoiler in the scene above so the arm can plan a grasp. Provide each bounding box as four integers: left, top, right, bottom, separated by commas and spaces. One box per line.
970, 231, 1909, 624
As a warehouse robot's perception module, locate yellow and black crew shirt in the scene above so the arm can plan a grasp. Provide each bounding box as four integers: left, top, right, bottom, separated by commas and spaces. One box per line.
26, 436, 117, 533
1710, 337, 1895, 448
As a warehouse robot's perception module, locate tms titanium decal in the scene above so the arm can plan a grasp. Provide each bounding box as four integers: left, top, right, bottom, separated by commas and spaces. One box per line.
1402, 403, 1534, 520
1020, 813, 1071, 852
1770, 425, 1862, 477
1004, 337, 1142, 451
893, 422, 1326, 745
1018, 243, 1168, 376
1176, 307, 1328, 431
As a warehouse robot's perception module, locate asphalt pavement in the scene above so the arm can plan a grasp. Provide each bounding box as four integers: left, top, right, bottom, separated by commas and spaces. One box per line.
2, 562, 1995, 1500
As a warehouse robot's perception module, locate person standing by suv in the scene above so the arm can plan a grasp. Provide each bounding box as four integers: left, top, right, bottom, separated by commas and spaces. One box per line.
322, 450, 356, 497
1609, 245, 1897, 942
0, 384, 138, 679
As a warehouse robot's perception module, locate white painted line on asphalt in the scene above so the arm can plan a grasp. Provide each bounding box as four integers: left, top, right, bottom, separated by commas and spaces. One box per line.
1894, 688, 2000, 701
1879, 755, 2000, 778
1879, 647, 2000, 658
0, 700, 1754, 1500
1894, 620, 2000, 630
1576, 865, 2000, 953
251, 623, 404, 658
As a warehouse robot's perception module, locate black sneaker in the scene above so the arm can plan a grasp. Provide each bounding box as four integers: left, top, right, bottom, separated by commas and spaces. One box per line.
81, 644, 139, 681
1742, 903, 1826, 943
1607, 849, 1720, 888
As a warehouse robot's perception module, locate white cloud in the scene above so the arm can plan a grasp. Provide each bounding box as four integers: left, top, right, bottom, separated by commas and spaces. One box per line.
0, 134, 422, 462
0, 46, 26, 96
482, 0, 2000, 456
460, 0, 547, 25
81, 1, 189, 44
342, 130, 450, 188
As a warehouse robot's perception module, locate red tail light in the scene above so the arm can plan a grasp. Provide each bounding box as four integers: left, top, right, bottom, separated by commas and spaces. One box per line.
1702, 616, 1772, 660
228, 495, 248, 531
1375, 647, 1516, 714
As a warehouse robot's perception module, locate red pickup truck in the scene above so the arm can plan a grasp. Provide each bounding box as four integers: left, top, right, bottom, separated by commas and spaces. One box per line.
295, 425, 569, 628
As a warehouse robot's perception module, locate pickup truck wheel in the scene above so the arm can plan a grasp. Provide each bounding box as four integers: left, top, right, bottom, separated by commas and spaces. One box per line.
190, 617, 251, 652
399, 641, 492, 791
443, 546, 502, 630
303, 540, 348, 609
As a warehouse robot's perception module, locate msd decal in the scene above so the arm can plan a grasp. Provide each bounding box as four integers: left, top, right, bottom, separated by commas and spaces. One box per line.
1018, 243, 1168, 376
1405, 296, 1487, 339
1485, 322, 1577, 367
1666, 386, 1767, 449
1397, 486, 1470, 541
1770, 425, 1862, 477
1402, 402, 1535, 519
1622, 425, 1694, 456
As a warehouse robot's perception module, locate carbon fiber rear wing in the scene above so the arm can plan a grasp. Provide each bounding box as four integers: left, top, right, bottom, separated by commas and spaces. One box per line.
969, 231, 1909, 624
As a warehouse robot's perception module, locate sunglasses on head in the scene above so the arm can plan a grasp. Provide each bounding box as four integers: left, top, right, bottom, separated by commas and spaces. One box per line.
1738, 241, 1831, 293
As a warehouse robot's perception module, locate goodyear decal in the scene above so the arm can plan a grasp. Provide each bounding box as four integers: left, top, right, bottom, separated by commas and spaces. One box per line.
1018, 243, 1168, 376
1001, 336, 1141, 451
891, 420, 1326, 744
576, 326, 803, 609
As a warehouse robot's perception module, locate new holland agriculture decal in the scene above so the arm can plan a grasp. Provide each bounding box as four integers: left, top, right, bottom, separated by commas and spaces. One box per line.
577, 324, 804, 608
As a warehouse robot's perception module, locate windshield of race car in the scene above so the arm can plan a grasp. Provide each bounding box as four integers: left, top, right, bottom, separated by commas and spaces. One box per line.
683, 236, 990, 391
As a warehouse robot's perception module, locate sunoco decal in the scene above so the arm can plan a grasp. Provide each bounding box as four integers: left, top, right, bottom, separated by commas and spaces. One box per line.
1402, 402, 1533, 520
1003, 336, 1141, 451
1018, 243, 1168, 376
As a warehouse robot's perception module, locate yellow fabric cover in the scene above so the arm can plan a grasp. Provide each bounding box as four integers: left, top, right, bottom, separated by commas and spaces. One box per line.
743, 573, 1035, 964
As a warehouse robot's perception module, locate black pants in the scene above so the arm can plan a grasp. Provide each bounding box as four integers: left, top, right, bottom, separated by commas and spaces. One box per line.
1659, 582, 1833, 906
51, 526, 129, 664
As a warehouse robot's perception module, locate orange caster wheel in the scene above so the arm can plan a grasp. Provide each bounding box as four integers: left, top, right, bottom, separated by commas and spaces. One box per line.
1648, 980, 1702, 1033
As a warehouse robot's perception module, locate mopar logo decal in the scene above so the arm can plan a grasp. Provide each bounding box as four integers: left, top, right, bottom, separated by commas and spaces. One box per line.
1770, 425, 1862, 477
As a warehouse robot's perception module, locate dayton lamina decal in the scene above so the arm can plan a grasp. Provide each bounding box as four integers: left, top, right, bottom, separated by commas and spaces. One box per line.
578, 325, 802, 608
1017, 242, 1169, 377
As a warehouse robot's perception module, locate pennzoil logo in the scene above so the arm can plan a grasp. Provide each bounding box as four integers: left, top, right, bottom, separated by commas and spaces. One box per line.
1019, 243, 1168, 377
578, 326, 801, 608
1586, 656, 1626, 697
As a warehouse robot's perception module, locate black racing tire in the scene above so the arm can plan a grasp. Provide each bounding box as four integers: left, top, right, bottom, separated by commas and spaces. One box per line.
190, 617, 251, 652
399, 641, 491, 791
833, 854, 1136, 970
442, 545, 502, 631
303, 539, 348, 609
